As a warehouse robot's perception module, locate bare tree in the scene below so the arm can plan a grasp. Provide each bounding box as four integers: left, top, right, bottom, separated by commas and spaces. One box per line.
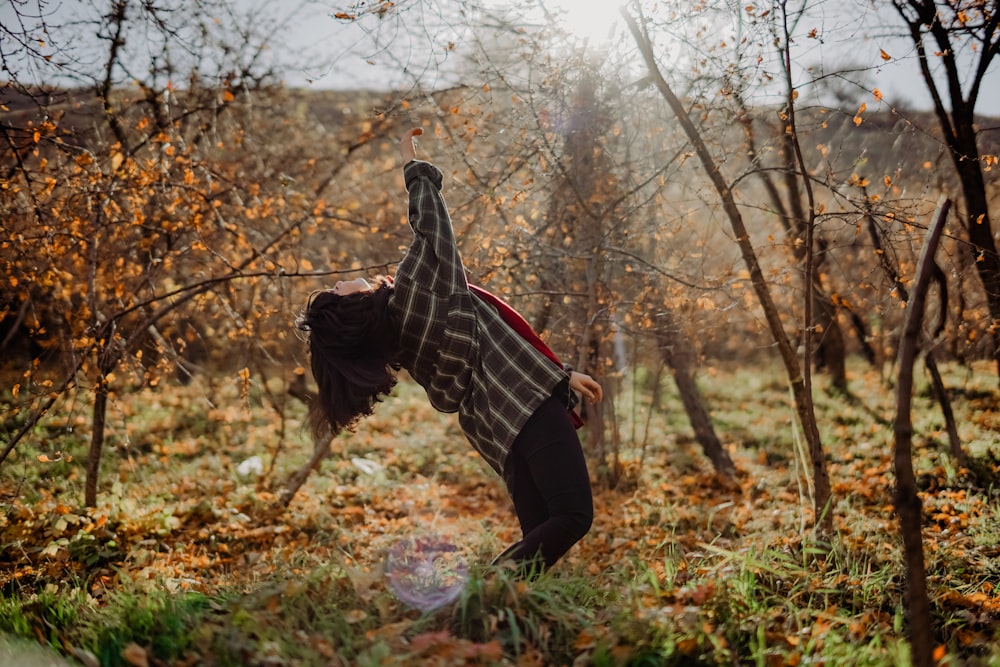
885, 0, 1000, 382
893, 199, 951, 667
655, 313, 736, 478
0, 0, 338, 505
623, 3, 833, 536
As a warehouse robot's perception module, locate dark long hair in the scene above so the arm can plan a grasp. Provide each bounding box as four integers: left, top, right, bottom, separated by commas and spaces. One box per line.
296, 282, 398, 440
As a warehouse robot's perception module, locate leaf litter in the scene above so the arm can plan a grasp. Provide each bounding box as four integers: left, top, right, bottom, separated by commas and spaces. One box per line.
2, 360, 1000, 664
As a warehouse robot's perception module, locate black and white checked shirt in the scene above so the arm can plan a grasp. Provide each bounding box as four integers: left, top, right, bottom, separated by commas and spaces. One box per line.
389, 160, 571, 476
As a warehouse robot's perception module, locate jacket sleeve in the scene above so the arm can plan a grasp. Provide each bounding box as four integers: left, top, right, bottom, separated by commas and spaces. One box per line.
403, 160, 467, 295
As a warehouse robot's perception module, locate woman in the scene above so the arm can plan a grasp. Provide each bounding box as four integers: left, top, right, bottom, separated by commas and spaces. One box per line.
297, 128, 602, 573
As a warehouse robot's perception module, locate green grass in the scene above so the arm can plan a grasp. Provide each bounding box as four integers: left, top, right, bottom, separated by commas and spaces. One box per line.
3, 532, 1000, 665
0, 583, 215, 666
3, 358, 1000, 665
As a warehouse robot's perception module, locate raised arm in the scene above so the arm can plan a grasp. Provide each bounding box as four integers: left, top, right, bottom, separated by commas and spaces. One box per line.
399, 128, 468, 294
399, 127, 421, 163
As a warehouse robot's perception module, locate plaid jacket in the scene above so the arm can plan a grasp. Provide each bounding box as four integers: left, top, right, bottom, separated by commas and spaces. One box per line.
389, 160, 571, 476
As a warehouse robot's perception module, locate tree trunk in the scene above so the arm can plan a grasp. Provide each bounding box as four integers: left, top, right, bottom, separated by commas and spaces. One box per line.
894, 0, 1000, 381
656, 321, 736, 478
812, 293, 848, 392
539, 71, 622, 487
925, 353, 966, 467
278, 435, 334, 509
955, 159, 1000, 383
893, 200, 950, 667
579, 333, 615, 486
778, 130, 848, 392
85, 366, 113, 507
865, 200, 968, 466
738, 93, 851, 392
624, 8, 832, 536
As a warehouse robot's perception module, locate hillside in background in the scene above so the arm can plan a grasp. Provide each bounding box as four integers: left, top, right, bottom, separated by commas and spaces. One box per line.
2, 83, 998, 370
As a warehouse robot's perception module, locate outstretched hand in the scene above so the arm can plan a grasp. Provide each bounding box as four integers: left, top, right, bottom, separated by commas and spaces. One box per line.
569, 371, 603, 404
399, 127, 423, 164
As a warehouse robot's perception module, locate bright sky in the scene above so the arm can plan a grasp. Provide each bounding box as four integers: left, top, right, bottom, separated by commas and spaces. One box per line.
275, 0, 997, 113
2, 0, 996, 112
532, 0, 626, 46
275, 0, 629, 90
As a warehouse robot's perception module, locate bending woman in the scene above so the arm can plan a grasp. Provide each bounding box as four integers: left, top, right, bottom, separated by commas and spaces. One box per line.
297, 128, 602, 573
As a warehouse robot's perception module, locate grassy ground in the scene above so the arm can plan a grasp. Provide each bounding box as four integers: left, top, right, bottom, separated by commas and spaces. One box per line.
2, 357, 999, 666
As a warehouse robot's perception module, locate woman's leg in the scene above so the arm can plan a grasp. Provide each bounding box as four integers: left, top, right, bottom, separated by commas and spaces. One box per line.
499, 396, 593, 571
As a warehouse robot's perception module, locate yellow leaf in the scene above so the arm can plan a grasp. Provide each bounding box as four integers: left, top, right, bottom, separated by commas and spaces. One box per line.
122, 643, 149, 667
345, 609, 368, 623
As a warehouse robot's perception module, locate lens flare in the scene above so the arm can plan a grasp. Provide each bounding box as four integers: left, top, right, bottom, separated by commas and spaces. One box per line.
384, 533, 469, 612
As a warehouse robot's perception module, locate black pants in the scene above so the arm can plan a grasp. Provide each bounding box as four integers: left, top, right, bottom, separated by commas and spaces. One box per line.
498, 395, 593, 572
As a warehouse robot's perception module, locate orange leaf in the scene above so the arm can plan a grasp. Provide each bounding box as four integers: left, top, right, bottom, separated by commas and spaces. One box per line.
574, 629, 596, 649
880, 48, 891, 61
677, 637, 699, 654
410, 631, 450, 652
